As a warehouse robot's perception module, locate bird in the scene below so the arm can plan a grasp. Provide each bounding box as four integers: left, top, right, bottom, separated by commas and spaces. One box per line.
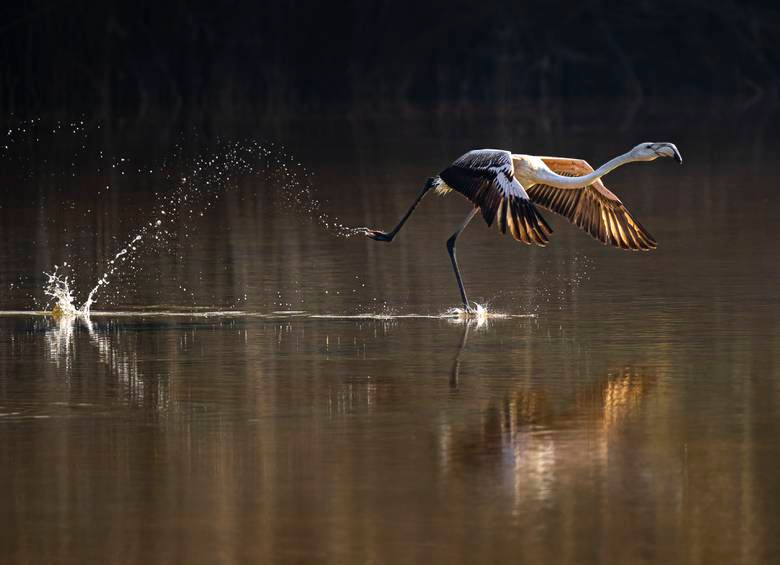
360, 142, 682, 313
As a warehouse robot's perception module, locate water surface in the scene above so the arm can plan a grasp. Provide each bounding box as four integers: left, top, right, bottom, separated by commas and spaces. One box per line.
1, 106, 779, 564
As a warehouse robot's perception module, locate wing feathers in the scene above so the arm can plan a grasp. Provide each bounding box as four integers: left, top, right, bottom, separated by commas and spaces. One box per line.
497, 197, 507, 234
439, 150, 552, 247
510, 197, 550, 246
528, 158, 656, 251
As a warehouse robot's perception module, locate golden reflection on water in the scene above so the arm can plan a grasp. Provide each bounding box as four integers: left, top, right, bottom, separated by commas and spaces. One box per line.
440, 324, 660, 511
1, 306, 777, 564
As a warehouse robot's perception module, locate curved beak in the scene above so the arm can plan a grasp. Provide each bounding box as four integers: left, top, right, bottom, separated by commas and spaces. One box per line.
672, 145, 683, 164
656, 143, 682, 164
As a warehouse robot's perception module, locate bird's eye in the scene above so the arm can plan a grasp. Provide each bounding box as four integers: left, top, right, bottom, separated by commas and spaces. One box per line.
645, 144, 652, 148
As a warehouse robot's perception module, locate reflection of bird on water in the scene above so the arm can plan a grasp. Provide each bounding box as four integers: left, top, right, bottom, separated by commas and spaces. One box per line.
362, 142, 682, 313
450, 323, 471, 390
441, 363, 656, 471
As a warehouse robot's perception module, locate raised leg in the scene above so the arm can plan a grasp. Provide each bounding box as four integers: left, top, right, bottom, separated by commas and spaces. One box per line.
447, 207, 479, 311
360, 178, 436, 242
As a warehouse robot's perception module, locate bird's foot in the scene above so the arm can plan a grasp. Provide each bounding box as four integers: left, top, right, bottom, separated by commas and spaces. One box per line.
448, 303, 489, 324
463, 302, 487, 318
360, 228, 394, 242
453, 303, 477, 317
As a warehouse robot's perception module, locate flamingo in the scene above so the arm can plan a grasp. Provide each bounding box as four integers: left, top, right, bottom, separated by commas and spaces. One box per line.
361, 142, 682, 312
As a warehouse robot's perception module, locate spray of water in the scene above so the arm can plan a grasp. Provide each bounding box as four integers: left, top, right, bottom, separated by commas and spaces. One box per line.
27, 131, 358, 316
81, 234, 143, 316
445, 302, 506, 326
43, 266, 79, 318
8, 121, 534, 318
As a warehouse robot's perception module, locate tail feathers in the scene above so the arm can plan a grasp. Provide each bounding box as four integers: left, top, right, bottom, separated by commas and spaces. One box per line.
496, 196, 552, 246
425, 176, 442, 190
429, 176, 453, 195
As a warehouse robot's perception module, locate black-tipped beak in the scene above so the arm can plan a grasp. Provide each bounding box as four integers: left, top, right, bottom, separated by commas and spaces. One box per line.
666, 144, 682, 164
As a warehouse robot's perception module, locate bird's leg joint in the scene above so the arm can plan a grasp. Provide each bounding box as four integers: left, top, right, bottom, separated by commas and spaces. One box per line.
446, 234, 458, 251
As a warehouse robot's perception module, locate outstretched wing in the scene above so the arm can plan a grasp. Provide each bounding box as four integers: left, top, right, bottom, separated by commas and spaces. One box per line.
527, 157, 657, 250
439, 149, 552, 246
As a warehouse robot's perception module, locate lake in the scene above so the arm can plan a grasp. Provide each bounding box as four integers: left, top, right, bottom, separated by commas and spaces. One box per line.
1, 102, 779, 564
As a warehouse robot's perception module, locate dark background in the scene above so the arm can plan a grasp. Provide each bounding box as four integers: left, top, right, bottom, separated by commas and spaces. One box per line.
2, 0, 779, 118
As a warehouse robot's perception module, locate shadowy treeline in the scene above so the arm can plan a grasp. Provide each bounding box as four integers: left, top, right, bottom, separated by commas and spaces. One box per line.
1, 0, 779, 118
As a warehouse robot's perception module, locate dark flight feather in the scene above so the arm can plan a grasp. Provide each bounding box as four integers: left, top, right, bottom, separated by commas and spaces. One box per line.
438, 149, 551, 246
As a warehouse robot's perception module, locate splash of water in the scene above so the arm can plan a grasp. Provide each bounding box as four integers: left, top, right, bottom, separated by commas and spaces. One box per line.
81, 234, 144, 316
44, 230, 146, 317
43, 266, 80, 318
32, 133, 359, 314
446, 302, 498, 326
4, 120, 364, 314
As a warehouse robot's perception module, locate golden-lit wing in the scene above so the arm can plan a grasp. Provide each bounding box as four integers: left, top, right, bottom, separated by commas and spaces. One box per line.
439, 150, 552, 246
527, 157, 656, 250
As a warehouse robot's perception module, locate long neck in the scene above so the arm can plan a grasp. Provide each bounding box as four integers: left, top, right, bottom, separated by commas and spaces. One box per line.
539, 152, 636, 189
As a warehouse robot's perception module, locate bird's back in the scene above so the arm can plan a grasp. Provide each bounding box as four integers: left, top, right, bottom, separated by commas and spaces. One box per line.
443, 149, 513, 178
438, 149, 514, 220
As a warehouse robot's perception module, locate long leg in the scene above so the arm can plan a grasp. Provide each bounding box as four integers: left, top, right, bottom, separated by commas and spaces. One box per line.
360, 179, 435, 242
447, 207, 479, 311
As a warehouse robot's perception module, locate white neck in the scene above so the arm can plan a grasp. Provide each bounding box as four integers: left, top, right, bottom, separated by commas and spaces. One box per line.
537, 151, 636, 189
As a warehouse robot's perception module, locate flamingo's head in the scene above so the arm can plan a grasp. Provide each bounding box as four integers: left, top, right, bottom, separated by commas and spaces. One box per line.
630, 142, 682, 164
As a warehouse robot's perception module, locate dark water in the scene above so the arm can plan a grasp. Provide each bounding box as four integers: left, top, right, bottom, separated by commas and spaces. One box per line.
1, 105, 779, 564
